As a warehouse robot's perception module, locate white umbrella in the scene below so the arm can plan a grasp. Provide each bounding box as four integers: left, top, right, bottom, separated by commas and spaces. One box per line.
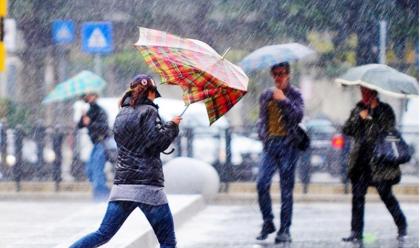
238, 43, 315, 72
336, 64, 418, 98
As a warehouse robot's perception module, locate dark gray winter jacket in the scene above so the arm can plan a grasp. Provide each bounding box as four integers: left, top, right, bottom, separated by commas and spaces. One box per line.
113, 98, 179, 187
78, 102, 110, 144
343, 100, 400, 184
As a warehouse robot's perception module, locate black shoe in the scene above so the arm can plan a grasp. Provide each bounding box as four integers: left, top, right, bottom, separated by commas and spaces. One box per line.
274, 232, 292, 243
397, 227, 407, 241
342, 232, 362, 242
256, 222, 276, 240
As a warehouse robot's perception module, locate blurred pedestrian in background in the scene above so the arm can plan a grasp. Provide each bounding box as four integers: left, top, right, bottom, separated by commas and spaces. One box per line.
70, 74, 181, 248
78, 92, 110, 201
342, 86, 407, 242
255, 62, 304, 243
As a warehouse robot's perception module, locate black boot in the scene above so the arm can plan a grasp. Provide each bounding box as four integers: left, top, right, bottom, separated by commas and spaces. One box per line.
274, 231, 292, 243
342, 231, 362, 242
256, 222, 276, 240
397, 226, 407, 241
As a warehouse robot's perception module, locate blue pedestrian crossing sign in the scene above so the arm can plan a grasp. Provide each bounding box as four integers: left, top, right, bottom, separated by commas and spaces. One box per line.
52, 20, 75, 44
82, 22, 113, 54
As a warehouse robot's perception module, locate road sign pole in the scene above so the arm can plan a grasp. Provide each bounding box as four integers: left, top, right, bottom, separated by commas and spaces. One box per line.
94, 54, 102, 77
0, 0, 7, 72
58, 48, 68, 82
379, 20, 387, 64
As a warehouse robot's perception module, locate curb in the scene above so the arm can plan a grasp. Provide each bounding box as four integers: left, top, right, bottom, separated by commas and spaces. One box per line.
212, 192, 419, 204
0, 181, 92, 192
123, 195, 206, 248
53, 195, 206, 248
0, 191, 92, 201
226, 182, 419, 195
0, 181, 417, 194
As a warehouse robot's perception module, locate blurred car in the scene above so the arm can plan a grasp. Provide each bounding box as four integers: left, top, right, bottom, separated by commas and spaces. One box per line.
299, 118, 345, 178
191, 130, 262, 181
156, 98, 263, 181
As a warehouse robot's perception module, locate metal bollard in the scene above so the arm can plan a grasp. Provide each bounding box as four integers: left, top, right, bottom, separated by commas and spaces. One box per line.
33, 122, 46, 180
52, 126, 64, 191
175, 135, 182, 157
341, 135, 351, 194
13, 125, 24, 191
221, 127, 233, 192
0, 122, 7, 178
185, 128, 194, 157
71, 129, 85, 181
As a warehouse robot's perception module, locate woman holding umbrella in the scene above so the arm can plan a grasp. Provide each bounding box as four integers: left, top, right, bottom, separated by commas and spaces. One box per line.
341, 86, 407, 242
70, 74, 181, 248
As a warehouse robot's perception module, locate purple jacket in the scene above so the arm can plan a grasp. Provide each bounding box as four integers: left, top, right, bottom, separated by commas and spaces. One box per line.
257, 85, 304, 143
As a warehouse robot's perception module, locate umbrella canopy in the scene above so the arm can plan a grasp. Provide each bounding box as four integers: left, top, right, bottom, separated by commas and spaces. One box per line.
43, 70, 106, 104
336, 64, 419, 98
134, 27, 249, 125
238, 43, 315, 72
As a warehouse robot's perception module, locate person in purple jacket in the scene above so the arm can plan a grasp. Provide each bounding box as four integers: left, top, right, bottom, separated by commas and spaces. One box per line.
255, 62, 304, 244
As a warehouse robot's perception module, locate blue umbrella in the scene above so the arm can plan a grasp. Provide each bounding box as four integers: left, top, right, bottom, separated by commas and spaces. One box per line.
336, 64, 418, 98
238, 43, 315, 73
42, 70, 106, 104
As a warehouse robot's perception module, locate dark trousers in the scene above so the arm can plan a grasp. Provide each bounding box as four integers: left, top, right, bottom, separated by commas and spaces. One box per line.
70, 201, 176, 248
257, 137, 298, 234
351, 175, 407, 235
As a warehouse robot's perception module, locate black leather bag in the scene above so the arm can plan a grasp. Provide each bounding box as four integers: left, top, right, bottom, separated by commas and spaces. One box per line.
293, 124, 310, 151
372, 129, 412, 165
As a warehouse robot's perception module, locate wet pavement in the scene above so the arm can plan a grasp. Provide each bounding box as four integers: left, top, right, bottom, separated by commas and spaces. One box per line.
0, 195, 204, 248
176, 202, 419, 248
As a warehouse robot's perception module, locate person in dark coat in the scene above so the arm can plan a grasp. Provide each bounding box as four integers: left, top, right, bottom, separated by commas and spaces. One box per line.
70, 74, 181, 248
342, 86, 407, 242
78, 92, 110, 200
255, 62, 304, 243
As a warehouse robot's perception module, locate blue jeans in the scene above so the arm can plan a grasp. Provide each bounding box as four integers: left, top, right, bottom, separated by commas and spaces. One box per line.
257, 137, 298, 234
86, 143, 110, 201
70, 201, 177, 248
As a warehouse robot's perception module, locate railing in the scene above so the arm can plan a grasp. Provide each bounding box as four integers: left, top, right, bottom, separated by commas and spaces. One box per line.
0, 123, 69, 191
0, 122, 418, 193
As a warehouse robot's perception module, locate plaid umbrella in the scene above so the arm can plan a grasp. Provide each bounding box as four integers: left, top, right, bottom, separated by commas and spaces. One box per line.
134, 27, 249, 125
43, 70, 106, 104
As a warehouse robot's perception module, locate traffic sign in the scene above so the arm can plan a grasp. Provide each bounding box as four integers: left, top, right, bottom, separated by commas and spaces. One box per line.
82, 22, 113, 54
52, 20, 75, 44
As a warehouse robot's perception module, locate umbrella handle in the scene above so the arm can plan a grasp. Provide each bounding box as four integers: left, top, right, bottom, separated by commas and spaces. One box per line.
179, 104, 190, 117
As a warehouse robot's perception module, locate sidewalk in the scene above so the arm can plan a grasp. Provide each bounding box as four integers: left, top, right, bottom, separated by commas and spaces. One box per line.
0, 180, 417, 203
0, 181, 418, 248
214, 181, 419, 204
0, 195, 204, 248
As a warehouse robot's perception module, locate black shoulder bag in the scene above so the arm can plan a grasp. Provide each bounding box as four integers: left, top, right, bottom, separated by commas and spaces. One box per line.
294, 124, 311, 151
371, 129, 412, 165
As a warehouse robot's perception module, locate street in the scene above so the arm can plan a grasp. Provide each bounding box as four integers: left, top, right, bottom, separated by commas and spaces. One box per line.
177, 202, 419, 248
